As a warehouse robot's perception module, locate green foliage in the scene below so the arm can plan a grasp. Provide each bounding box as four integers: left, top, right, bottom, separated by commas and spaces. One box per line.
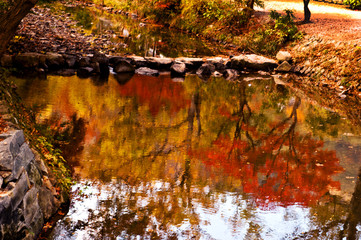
177, 0, 250, 35
239, 9, 302, 55
344, 0, 361, 9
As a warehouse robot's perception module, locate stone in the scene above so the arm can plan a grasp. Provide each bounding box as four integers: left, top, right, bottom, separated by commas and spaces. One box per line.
14, 53, 42, 68
223, 69, 239, 81
23, 187, 40, 226
92, 52, 109, 74
196, 63, 216, 79
114, 61, 135, 73
77, 67, 94, 78
38, 187, 58, 220
45, 53, 65, 69
146, 57, 173, 70
9, 143, 34, 182
230, 54, 278, 71
63, 55, 77, 68
0, 54, 13, 67
10, 171, 31, 211
78, 57, 91, 68
276, 61, 293, 72
128, 56, 148, 68
0, 131, 25, 171
109, 56, 129, 66
206, 57, 228, 71
276, 51, 292, 62
28, 164, 42, 186
90, 62, 101, 74
175, 57, 204, 70
170, 61, 186, 76
135, 67, 159, 76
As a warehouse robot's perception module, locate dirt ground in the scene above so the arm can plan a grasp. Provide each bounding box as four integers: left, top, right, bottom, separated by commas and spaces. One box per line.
256, 0, 361, 42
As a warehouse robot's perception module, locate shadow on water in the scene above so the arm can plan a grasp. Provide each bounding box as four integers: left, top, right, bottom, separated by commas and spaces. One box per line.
11, 73, 361, 239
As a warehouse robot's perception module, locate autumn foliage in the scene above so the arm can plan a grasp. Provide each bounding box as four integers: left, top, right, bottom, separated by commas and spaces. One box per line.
116, 74, 189, 117
189, 98, 343, 209
0, 115, 8, 134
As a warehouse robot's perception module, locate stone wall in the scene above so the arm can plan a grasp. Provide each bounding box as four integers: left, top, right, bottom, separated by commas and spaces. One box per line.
0, 130, 61, 240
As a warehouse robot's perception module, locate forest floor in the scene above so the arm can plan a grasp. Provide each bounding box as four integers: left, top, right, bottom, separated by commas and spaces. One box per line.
259, 0, 361, 43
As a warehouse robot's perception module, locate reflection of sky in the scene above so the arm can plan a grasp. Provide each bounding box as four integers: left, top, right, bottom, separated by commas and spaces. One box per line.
51, 180, 314, 240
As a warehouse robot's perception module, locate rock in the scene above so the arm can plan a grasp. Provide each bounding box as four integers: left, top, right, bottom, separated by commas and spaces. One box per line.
0, 131, 25, 171
45, 53, 65, 70
276, 51, 292, 62
128, 56, 148, 68
230, 54, 278, 71
63, 55, 77, 68
146, 57, 173, 70
14, 53, 42, 68
276, 61, 292, 72
90, 62, 101, 74
135, 67, 159, 76
77, 67, 94, 78
38, 187, 58, 220
109, 56, 129, 66
78, 57, 91, 68
170, 61, 186, 76
196, 63, 216, 79
224, 69, 239, 81
0, 54, 13, 67
8, 143, 34, 182
175, 57, 204, 70
92, 52, 109, 74
10, 170, 31, 211
206, 57, 228, 71
23, 187, 40, 226
114, 61, 135, 73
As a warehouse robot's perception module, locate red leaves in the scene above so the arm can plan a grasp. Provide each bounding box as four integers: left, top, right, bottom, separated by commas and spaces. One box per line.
117, 74, 190, 117
0, 115, 8, 134
190, 128, 343, 209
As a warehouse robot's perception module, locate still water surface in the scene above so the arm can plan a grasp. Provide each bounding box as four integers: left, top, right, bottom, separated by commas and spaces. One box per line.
14, 73, 361, 239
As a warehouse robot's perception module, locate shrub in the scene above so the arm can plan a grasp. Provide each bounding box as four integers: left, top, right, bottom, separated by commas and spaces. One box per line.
239, 9, 302, 55
344, 0, 361, 9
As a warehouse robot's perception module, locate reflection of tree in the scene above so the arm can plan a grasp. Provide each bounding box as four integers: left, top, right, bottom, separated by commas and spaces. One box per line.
190, 82, 343, 208
341, 168, 361, 240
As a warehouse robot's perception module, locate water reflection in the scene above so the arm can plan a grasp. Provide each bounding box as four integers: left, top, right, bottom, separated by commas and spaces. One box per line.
12, 73, 361, 239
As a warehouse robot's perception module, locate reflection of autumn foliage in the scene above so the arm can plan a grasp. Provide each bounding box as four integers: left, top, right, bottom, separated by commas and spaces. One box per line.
117, 75, 190, 116
190, 95, 343, 208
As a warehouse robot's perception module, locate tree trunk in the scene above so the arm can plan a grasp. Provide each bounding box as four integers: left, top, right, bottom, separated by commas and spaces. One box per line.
303, 0, 311, 23
0, 0, 37, 57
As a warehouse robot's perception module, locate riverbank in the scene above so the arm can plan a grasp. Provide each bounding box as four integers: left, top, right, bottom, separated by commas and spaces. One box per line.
0, 70, 71, 239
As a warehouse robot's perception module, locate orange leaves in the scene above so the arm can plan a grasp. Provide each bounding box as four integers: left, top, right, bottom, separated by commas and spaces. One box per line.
0, 115, 8, 134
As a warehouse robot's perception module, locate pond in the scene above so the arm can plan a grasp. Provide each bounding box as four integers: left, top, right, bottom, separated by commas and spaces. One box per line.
12, 72, 361, 239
